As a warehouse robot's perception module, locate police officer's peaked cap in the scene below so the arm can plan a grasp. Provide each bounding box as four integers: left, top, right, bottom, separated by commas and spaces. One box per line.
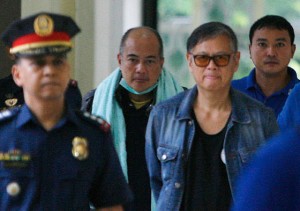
1, 12, 80, 56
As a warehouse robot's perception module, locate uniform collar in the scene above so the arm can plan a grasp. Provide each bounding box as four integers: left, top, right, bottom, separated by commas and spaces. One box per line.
16, 105, 34, 128
16, 104, 73, 130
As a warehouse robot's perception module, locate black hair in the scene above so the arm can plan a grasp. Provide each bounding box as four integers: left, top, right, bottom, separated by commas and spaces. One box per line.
119, 26, 164, 57
249, 15, 294, 44
186, 22, 238, 52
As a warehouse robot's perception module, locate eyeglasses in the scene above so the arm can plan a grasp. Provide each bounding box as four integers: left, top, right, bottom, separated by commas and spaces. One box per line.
190, 53, 234, 67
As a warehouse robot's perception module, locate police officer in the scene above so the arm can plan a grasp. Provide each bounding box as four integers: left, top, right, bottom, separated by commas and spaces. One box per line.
0, 12, 132, 210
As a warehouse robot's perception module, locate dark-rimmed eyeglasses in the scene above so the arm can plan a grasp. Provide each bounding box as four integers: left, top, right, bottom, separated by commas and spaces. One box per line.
190, 53, 234, 67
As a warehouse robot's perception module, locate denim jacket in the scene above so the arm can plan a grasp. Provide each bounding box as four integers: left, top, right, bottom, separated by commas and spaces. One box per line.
145, 86, 279, 211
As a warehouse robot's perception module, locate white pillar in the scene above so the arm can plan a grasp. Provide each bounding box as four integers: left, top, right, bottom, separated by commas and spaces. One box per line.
123, 0, 142, 32
74, 0, 96, 95
92, 0, 123, 89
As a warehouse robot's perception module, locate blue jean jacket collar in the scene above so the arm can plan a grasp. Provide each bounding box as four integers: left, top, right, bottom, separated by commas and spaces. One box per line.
176, 85, 251, 124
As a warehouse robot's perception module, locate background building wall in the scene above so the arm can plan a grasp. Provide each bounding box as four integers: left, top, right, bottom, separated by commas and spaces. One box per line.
20, 0, 142, 95
0, 0, 21, 78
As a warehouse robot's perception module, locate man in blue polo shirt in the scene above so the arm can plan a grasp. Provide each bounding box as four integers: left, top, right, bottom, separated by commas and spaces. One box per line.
232, 15, 299, 117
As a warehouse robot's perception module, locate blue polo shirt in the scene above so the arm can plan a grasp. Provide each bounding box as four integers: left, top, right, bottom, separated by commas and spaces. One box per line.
0, 105, 132, 210
278, 83, 300, 131
231, 67, 299, 117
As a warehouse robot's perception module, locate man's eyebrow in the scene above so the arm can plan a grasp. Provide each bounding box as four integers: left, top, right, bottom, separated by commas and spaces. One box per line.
255, 38, 268, 42
126, 54, 158, 59
275, 38, 288, 42
255, 38, 288, 42
145, 55, 158, 59
126, 54, 138, 57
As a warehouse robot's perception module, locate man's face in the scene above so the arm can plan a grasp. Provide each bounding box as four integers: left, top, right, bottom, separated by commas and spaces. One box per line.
118, 30, 164, 92
249, 28, 295, 77
12, 54, 70, 102
187, 34, 240, 92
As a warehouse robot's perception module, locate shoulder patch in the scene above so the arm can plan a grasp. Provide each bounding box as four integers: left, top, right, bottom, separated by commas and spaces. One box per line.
0, 108, 18, 122
78, 111, 111, 133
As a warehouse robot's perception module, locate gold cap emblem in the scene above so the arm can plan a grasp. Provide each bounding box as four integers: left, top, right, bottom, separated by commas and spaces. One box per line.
34, 14, 54, 37
72, 137, 88, 160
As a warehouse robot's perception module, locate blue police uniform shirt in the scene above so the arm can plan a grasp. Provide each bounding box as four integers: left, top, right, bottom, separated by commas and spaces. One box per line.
0, 105, 132, 210
231, 67, 299, 117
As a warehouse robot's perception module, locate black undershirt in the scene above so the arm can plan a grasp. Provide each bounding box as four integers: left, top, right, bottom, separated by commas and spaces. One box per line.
181, 112, 232, 211
116, 86, 152, 211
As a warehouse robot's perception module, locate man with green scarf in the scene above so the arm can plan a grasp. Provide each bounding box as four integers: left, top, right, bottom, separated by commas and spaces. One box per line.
82, 26, 184, 211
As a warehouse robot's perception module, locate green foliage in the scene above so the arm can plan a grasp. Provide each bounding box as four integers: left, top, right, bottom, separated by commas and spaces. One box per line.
208, 3, 224, 21
158, 0, 192, 20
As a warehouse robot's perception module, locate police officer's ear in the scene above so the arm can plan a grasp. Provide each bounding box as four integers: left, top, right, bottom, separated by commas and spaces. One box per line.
11, 64, 23, 88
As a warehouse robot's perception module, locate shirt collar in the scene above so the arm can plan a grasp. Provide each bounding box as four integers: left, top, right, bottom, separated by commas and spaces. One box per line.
16, 105, 34, 128
245, 68, 257, 90
16, 104, 75, 130
285, 66, 299, 92
247, 67, 299, 95
177, 86, 198, 120
177, 86, 251, 124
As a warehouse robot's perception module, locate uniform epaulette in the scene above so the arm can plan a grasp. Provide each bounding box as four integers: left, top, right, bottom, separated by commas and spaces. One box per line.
77, 111, 111, 133
0, 108, 19, 122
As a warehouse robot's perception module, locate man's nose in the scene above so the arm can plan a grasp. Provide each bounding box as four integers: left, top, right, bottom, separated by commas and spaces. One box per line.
43, 64, 56, 75
267, 46, 277, 56
136, 61, 147, 73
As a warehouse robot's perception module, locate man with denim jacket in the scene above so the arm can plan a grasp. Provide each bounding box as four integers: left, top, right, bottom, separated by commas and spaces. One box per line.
145, 22, 279, 211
